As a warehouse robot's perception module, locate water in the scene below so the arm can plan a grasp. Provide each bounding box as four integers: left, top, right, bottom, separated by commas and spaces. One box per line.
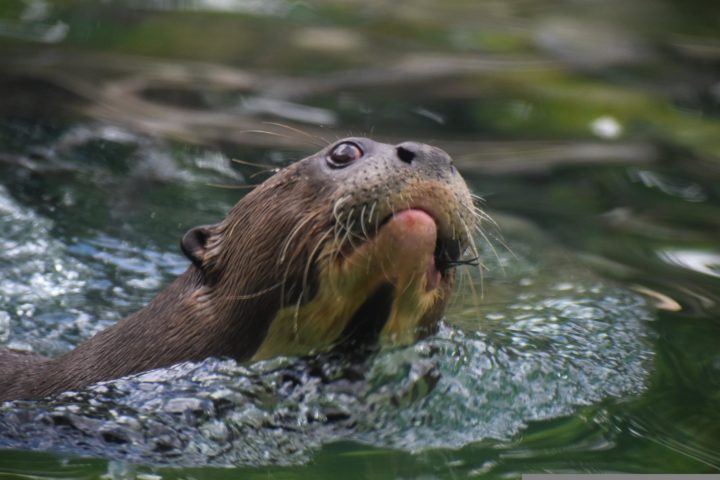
0, 0, 719, 478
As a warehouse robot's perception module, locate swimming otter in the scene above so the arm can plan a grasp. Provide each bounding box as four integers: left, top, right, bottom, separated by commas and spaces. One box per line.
0, 138, 477, 401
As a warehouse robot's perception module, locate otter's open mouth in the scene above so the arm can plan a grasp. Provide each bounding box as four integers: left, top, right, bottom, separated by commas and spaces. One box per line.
368, 208, 464, 290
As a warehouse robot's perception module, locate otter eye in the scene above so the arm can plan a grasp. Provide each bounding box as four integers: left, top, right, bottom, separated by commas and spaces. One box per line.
327, 142, 363, 168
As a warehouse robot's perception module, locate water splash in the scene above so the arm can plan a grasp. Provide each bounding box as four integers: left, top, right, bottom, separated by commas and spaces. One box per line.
0, 227, 654, 466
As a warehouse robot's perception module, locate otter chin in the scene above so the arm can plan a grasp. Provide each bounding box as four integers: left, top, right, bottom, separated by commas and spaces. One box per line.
0, 138, 478, 400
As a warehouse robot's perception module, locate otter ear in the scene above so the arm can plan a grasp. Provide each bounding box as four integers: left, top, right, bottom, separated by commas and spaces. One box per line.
181, 225, 213, 268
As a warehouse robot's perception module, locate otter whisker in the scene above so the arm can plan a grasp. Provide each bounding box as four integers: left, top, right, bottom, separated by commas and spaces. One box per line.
359, 204, 369, 240
229, 281, 283, 300
301, 229, 334, 306
460, 217, 484, 299
330, 202, 352, 265
330, 238, 344, 265
449, 265, 466, 308
348, 230, 366, 242
464, 263, 482, 313
206, 182, 258, 190
473, 224, 503, 271
233, 129, 297, 141
471, 206, 498, 228
249, 169, 281, 179
331, 220, 345, 263
464, 199, 512, 263
292, 295, 303, 337
340, 208, 365, 244
279, 213, 318, 266
330, 213, 355, 265
231, 157, 277, 170
446, 256, 480, 268
279, 257, 295, 309
278, 213, 323, 307
262, 121, 328, 147
467, 199, 492, 220
471, 206, 493, 222
449, 265, 472, 310
398, 191, 411, 211
342, 205, 354, 233
475, 222, 516, 260
332, 196, 351, 229
333, 196, 350, 246
229, 157, 281, 179
367, 200, 377, 229
333, 195, 351, 215
341, 218, 358, 249
333, 211, 342, 232
385, 197, 396, 221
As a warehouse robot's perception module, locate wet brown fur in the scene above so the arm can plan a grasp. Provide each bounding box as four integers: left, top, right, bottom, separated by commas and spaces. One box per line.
0, 138, 475, 401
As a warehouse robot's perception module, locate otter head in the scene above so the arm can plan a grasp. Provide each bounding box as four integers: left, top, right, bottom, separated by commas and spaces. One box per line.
180, 138, 477, 361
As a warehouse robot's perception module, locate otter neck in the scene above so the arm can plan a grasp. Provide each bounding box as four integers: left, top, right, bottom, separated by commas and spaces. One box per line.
25, 265, 279, 399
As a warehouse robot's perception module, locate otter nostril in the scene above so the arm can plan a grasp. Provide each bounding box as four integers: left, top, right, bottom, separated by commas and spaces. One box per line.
396, 146, 416, 164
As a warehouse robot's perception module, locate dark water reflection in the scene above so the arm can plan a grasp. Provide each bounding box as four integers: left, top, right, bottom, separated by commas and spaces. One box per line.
0, 0, 719, 478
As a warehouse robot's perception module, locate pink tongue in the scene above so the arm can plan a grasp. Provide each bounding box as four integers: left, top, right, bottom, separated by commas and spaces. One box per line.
377, 209, 441, 291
